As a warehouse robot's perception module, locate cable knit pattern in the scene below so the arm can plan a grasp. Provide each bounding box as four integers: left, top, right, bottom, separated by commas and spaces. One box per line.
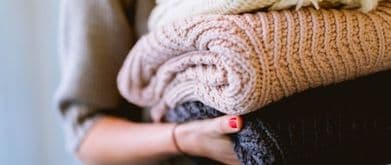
118, 2, 391, 120
149, 0, 381, 30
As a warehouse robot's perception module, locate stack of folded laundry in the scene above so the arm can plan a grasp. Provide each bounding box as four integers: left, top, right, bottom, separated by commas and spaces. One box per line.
118, 0, 391, 164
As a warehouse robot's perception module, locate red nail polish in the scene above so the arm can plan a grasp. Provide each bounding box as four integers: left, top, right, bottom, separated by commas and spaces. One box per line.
229, 117, 237, 128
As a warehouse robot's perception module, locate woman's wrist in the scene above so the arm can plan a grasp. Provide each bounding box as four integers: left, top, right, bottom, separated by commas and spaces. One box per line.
166, 123, 183, 155
172, 121, 205, 157
171, 124, 185, 154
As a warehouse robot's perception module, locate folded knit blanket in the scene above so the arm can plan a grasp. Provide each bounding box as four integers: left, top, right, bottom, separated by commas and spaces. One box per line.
165, 71, 391, 164
118, 2, 391, 121
149, 0, 382, 30
118, 1, 391, 119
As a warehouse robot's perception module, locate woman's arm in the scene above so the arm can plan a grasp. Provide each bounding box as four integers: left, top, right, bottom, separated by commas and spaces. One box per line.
78, 115, 243, 165
78, 117, 178, 165
56, 0, 137, 152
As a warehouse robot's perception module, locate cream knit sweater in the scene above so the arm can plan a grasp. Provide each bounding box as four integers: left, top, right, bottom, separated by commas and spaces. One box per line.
149, 0, 382, 30
119, 2, 391, 121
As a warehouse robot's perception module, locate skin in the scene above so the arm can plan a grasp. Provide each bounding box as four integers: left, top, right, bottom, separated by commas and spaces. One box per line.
78, 115, 243, 165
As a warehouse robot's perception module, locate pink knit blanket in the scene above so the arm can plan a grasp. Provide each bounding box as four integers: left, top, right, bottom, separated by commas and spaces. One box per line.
118, 2, 391, 121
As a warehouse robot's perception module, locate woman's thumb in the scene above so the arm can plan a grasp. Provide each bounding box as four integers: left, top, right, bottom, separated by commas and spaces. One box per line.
210, 115, 243, 134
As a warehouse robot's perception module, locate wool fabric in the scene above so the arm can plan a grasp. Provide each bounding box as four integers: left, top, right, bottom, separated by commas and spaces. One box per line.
118, 2, 391, 121
148, 0, 382, 30
165, 71, 391, 165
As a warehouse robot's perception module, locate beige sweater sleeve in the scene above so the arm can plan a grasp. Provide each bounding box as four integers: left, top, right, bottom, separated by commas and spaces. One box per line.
56, 0, 136, 151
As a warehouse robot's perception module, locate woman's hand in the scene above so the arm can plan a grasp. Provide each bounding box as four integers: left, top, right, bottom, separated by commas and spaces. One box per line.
77, 115, 242, 165
175, 115, 243, 165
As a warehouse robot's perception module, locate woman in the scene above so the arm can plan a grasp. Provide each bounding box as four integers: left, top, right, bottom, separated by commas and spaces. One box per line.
57, 0, 391, 164
56, 0, 242, 164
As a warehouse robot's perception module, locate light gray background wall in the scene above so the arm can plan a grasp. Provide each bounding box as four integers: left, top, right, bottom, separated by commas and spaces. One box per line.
0, 0, 80, 164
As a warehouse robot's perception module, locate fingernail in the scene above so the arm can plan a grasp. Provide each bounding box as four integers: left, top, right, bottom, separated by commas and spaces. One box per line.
229, 117, 237, 128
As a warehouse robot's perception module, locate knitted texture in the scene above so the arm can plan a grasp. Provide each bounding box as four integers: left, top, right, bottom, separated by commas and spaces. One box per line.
165, 71, 391, 165
118, 2, 391, 121
149, 0, 382, 30
167, 101, 391, 165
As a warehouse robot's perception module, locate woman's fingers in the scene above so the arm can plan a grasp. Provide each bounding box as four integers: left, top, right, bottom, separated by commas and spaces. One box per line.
209, 115, 243, 135
173, 115, 243, 164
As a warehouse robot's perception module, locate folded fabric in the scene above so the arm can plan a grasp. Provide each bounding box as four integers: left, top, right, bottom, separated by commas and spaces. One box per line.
149, 0, 382, 30
118, 2, 391, 121
165, 71, 391, 165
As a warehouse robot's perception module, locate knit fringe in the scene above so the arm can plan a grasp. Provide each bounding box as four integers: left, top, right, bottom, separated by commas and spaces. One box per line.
149, 0, 382, 30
